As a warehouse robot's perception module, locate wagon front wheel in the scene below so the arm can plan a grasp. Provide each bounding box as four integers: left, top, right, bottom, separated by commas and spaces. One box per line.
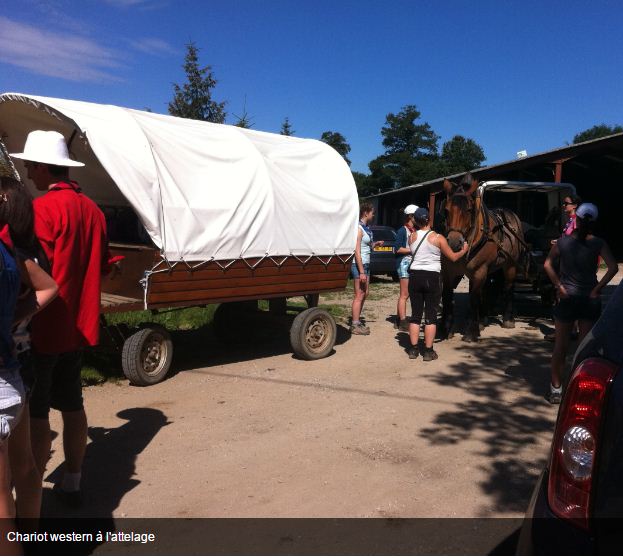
122, 325, 173, 386
290, 307, 336, 360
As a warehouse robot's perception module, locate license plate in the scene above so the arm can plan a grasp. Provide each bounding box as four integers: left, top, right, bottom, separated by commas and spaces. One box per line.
374, 246, 393, 252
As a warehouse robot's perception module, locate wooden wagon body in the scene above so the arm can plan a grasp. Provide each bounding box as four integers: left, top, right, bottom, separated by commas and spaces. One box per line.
0, 93, 357, 384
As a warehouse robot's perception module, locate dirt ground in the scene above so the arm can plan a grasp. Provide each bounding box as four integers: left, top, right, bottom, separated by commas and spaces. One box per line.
40, 269, 621, 531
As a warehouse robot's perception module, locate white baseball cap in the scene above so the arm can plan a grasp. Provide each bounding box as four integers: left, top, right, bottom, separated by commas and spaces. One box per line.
404, 204, 419, 215
10, 130, 84, 167
576, 203, 598, 221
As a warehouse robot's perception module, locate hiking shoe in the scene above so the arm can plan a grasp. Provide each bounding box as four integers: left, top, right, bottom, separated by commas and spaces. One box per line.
407, 345, 419, 359
399, 319, 410, 332
422, 348, 438, 361
350, 323, 370, 335
548, 385, 562, 405
53, 484, 83, 508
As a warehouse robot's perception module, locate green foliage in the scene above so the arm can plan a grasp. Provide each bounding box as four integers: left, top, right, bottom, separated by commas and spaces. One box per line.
280, 117, 294, 136
352, 171, 376, 197
105, 305, 217, 331
367, 105, 442, 191
320, 131, 351, 166
573, 124, 623, 144
168, 42, 226, 123
381, 105, 439, 158
440, 135, 485, 174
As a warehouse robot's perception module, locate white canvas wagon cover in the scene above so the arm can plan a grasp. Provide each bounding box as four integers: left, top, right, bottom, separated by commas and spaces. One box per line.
0, 93, 359, 263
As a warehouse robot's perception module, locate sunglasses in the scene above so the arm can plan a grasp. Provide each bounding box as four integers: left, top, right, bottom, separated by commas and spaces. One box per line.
562, 201, 575, 206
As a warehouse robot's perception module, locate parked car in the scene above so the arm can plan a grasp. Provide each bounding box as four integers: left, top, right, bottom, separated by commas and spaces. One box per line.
518, 280, 623, 554
369, 225, 398, 280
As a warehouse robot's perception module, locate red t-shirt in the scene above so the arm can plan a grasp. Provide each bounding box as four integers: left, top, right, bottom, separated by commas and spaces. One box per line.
32, 182, 108, 354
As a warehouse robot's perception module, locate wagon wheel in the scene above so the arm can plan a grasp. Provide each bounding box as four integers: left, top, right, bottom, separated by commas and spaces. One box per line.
122, 324, 173, 386
290, 307, 336, 360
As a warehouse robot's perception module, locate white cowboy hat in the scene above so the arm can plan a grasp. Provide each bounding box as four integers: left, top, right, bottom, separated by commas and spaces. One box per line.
10, 130, 84, 167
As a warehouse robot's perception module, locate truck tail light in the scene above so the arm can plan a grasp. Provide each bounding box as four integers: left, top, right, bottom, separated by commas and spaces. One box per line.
548, 358, 618, 530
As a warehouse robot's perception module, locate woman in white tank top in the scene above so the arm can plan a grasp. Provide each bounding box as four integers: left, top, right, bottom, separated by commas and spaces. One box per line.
406, 208, 468, 361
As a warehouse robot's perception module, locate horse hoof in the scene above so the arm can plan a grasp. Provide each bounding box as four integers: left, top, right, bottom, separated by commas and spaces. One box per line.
462, 335, 478, 343
501, 320, 516, 329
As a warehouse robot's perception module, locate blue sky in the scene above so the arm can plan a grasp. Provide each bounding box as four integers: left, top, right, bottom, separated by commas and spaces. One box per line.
1, 0, 623, 174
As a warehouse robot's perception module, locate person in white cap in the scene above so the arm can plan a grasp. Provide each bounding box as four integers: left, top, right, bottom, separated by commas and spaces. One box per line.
11, 130, 109, 506
394, 204, 418, 331
544, 202, 618, 404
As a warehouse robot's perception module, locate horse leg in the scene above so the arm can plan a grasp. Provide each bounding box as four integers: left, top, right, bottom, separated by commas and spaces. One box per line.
463, 267, 486, 342
501, 265, 517, 329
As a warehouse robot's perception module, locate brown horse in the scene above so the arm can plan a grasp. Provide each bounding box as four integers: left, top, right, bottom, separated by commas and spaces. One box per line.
439, 175, 526, 342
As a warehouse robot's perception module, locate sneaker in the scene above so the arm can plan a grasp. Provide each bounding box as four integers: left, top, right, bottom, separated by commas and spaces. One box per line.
53, 484, 83, 508
422, 348, 438, 361
548, 384, 562, 405
399, 319, 410, 332
407, 345, 419, 359
350, 323, 370, 335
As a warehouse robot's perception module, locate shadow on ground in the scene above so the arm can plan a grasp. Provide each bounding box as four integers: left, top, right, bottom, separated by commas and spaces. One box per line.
165, 308, 351, 379
43, 407, 170, 518
420, 289, 561, 515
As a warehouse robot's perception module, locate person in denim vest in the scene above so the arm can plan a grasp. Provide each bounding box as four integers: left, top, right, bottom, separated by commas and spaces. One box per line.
394, 204, 418, 331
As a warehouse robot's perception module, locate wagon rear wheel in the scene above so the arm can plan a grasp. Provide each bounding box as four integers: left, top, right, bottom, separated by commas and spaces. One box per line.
122, 325, 173, 386
290, 307, 336, 360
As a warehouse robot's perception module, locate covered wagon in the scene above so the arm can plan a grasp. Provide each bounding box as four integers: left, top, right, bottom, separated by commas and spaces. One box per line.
0, 93, 359, 384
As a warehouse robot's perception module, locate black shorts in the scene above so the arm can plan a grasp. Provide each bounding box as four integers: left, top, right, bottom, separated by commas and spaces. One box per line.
553, 295, 601, 323
408, 270, 442, 325
29, 350, 84, 419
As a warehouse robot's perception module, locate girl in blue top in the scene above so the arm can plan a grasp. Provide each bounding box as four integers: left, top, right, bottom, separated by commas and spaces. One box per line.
351, 202, 383, 335
394, 204, 418, 331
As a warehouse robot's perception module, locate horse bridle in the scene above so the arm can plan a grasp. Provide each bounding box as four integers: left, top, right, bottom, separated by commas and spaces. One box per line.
445, 189, 476, 239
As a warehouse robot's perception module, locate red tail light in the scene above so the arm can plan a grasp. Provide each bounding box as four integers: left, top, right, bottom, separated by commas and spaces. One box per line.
548, 358, 618, 530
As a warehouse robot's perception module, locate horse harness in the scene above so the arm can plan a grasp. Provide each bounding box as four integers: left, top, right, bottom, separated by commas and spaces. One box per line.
448, 192, 527, 267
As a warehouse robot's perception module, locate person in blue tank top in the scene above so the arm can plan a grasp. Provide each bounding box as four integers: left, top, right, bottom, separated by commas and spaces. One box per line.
351, 202, 384, 335
0, 218, 24, 522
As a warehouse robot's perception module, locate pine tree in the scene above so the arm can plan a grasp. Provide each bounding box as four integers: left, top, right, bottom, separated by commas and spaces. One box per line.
168, 42, 226, 123
280, 117, 294, 136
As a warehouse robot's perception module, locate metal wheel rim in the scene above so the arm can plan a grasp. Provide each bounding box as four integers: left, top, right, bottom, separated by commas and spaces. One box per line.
140, 332, 168, 376
304, 316, 332, 354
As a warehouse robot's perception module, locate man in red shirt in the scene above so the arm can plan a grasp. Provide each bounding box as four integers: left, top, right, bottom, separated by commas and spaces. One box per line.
11, 130, 108, 506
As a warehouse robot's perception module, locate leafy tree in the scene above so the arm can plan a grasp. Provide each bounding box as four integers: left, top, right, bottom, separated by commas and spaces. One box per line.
381, 105, 439, 158
168, 42, 226, 123
440, 135, 485, 174
320, 131, 351, 166
352, 171, 376, 197
573, 124, 623, 144
367, 104, 441, 191
280, 117, 294, 136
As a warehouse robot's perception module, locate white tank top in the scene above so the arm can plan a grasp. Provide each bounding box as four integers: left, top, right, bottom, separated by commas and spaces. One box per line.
409, 230, 441, 272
